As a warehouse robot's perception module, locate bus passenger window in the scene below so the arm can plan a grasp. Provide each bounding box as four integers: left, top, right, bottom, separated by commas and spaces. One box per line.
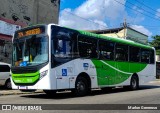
99, 40, 114, 60
141, 49, 150, 63
115, 44, 128, 61
78, 36, 97, 58
129, 46, 140, 62
150, 50, 155, 64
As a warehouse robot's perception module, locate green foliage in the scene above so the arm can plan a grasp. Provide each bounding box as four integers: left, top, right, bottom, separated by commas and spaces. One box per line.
149, 35, 160, 55
156, 50, 160, 55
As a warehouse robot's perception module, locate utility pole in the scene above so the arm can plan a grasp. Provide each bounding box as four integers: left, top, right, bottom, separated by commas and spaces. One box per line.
123, 19, 127, 39
121, 18, 129, 39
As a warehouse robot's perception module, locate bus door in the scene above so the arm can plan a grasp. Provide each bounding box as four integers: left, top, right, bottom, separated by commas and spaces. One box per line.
115, 44, 129, 84
97, 40, 115, 86
102, 60, 116, 86
52, 26, 77, 89
55, 63, 74, 89
54, 39, 74, 89
93, 59, 109, 86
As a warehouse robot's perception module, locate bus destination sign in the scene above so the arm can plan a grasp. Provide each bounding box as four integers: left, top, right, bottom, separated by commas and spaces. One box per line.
18, 28, 42, 38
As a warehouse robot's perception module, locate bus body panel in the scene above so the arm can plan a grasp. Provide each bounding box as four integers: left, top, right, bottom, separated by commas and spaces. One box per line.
138, 64, 156, 85
50, 59, 98, 90
91, 60, 151, 86
11, 64, 52, 90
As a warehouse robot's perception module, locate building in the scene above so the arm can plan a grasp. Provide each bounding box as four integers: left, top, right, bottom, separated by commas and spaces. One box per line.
90, 27, 148, 44
0, 21, 21, 63
0, 0, 60, 63
0, 0, 60, 26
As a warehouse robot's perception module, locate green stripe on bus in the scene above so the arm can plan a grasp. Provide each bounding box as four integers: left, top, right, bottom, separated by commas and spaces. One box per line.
12, 71, 40, 84
91, 60, 147, 85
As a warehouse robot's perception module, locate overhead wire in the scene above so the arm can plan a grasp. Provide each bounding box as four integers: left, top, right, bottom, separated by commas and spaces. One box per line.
134, 0, 158, 13
132, 0, 144, 24
60, 1, 160, 34
113, 0, 160, 22
126, 0, 160, 19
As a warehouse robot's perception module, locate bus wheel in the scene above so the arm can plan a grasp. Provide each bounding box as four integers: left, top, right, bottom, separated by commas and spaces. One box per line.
130, 75, 139, 90
73, 77, 88, 97
43, 90, 56, 96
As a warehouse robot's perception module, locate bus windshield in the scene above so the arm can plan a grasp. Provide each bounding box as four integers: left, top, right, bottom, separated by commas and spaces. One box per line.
12, 35, 48, 67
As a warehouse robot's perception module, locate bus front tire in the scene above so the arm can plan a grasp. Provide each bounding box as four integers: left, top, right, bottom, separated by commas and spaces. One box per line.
130, 75, 139, 90
73, 77, 89, 97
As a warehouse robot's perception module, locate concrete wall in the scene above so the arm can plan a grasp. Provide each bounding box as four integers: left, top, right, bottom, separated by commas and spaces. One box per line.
101, 29, 126, 38
98, 28, 148, 44
0, 0, 60, 63
156, 55, 160, 61
126, 28, 148, 44
0, 0, 60, 26
0, 41, 12, 63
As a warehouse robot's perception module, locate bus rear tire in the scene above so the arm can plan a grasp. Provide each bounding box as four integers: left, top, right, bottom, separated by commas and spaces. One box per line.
130, 75, 139, 90
73, 77, 89, 97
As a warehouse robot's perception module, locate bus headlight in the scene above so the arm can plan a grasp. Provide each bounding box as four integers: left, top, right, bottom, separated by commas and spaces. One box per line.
40, 70, 48, 79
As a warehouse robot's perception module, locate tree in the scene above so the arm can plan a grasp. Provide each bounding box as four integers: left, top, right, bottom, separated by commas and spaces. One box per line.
149, 35, 160, 55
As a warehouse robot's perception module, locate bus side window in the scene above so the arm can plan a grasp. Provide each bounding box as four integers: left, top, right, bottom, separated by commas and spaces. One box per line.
78, 35, 97, 58
129, 46, 140, 62
141, 49, 150, 63
115, 44, 128, 61
52, 27, 76, 58
150, 50, 155, 64
99, 40, 114, 60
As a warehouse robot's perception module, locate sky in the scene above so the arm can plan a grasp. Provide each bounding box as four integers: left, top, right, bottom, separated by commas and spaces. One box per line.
59, 0, 160, 41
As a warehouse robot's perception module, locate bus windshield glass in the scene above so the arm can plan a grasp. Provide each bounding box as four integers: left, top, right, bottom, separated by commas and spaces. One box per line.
12, 35, 48, 67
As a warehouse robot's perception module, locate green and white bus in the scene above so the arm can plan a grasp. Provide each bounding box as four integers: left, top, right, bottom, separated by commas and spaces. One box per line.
11, 24, 156, 96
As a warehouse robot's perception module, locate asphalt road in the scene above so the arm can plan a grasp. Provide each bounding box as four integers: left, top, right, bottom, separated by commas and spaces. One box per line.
0, 81, 160, 113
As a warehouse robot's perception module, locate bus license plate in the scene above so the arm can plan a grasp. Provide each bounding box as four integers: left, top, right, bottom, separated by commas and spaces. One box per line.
18, 86, 27, 89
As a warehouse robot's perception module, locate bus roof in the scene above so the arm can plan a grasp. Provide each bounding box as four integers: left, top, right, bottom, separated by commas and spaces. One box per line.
18, 24, 154, 50
77, 30, 153, 50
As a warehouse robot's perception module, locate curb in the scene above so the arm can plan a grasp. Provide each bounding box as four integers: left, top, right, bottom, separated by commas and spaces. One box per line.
0, 90, 43, 96
149, 79, 160, 83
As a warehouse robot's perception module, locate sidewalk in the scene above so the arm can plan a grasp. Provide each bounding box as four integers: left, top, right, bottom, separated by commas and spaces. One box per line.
149, 79, 160, 84
0, 89, 43, 96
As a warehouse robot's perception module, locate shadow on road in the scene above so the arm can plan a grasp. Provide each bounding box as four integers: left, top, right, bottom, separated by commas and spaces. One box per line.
139, 85, 160, 90
0, 86, 9, 90
21, 85, 160, 99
